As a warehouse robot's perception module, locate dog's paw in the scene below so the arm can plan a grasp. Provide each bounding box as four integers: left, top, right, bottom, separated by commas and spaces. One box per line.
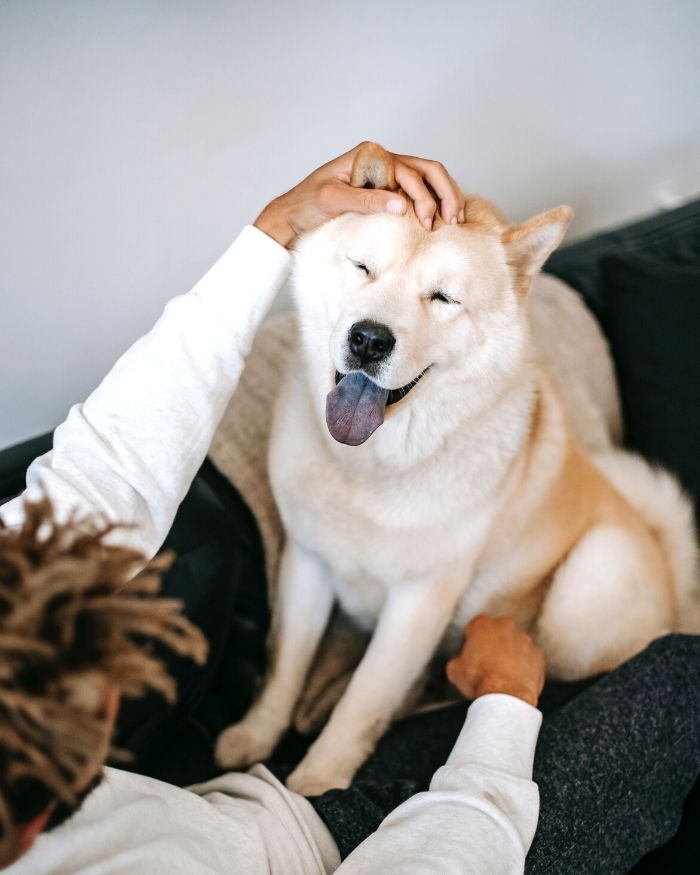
286, 761, 353, 796
215, 722, 276, 770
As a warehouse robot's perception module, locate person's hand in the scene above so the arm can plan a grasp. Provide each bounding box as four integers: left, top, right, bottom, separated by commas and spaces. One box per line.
254, 142, 466, 248
446, 615, 545, 707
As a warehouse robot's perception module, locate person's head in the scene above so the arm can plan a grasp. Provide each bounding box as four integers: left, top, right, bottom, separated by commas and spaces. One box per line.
0, 499, 207, 867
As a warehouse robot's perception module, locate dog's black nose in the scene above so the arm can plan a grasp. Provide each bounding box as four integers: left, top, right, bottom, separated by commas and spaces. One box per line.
348, 321, 396, 364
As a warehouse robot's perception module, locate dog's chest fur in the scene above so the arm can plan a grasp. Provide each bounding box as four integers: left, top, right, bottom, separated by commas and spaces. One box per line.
269, 364, 540, 632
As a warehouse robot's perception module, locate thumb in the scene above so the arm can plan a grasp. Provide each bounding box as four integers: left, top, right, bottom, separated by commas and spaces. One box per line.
323, 182, 406, 218
445, 657, 460, 685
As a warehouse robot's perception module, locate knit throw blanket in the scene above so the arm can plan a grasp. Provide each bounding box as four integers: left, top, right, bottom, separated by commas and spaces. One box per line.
209, 312, 294, 593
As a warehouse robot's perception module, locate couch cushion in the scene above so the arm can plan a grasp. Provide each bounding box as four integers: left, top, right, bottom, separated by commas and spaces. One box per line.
602, 253, 700, 513
0, 432, 53, 502
545, 198, 700, 325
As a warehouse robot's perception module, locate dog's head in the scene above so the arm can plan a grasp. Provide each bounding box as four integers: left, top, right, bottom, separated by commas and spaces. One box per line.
292, 144, 571, 454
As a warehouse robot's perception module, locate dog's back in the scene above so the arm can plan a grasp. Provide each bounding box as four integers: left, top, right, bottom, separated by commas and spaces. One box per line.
529, 273, 622, 451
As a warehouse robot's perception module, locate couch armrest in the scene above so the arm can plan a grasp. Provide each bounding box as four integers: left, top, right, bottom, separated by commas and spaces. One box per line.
0, 431, 54, 503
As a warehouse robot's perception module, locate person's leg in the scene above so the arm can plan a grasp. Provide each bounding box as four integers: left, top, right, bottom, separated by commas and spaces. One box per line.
305, 702, 467, 858
305, 688, 593, 859
307, 635, 700, 865
526, 633, 700, 874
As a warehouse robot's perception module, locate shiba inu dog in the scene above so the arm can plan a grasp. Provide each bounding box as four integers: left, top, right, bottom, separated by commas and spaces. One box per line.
216, 144, 699, 795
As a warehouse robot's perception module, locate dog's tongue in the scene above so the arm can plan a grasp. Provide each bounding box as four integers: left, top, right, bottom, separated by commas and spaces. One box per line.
325, 372, 390, 446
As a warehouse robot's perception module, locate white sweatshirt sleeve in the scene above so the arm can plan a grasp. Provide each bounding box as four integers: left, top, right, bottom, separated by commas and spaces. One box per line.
1, 225, 290, 557
334, 694, 542, 875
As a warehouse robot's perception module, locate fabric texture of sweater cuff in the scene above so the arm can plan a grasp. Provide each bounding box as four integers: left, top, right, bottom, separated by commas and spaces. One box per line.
441, 693, 542, 782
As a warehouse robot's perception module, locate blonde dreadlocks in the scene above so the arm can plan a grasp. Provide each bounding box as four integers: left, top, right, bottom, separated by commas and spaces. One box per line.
0, 498, 208, 865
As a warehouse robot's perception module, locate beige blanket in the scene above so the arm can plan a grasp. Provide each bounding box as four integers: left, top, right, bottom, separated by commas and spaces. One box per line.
209, 312, 294, 594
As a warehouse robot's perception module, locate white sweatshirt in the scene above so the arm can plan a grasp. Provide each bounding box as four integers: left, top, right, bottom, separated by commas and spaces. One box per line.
1, 226, 542, 874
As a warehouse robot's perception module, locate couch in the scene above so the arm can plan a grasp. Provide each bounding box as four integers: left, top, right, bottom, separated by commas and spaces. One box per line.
2, 198, 699, 872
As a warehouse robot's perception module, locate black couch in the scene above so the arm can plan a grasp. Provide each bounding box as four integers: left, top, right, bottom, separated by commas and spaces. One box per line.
2, 198, 699, 871
545, 201, 700, 873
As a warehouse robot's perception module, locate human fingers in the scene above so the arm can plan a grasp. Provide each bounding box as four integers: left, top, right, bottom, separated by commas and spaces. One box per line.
445, 653, 477, 698
317, 180, 406, 219
398, 155, 466, 224
447, 615, 545, 706
394, 161, 438, 230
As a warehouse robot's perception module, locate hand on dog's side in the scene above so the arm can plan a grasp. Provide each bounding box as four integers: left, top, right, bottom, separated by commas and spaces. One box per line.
446, 615, 545, 708
254, 141, 466, 248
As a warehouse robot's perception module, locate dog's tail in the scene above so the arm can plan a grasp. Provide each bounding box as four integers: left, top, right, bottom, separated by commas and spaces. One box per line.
592, 450, 700, 633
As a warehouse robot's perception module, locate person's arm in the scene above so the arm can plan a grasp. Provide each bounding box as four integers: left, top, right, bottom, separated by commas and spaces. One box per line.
1, 225, 289, 556
1, 144, 465, 558
335, 616, 546, 875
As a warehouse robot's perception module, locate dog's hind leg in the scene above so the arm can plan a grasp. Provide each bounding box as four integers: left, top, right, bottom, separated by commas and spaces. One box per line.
534, 525, 673, 681
286, 570, 468, 795
215, 538, 334, 769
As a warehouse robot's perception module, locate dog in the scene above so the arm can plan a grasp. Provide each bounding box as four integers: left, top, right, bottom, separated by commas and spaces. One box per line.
216, 143, 699, 795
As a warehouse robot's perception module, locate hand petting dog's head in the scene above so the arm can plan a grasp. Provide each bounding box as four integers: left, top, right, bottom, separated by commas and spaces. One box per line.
293, 143, 571, 450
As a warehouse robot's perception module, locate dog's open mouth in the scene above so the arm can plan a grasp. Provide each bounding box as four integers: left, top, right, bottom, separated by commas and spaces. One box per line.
326, 367, 430, 446
334, 367, 430, 406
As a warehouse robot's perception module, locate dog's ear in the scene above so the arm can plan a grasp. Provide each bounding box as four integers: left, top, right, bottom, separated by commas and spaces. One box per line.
350, 142, 398, 191
502, 206, 572, 293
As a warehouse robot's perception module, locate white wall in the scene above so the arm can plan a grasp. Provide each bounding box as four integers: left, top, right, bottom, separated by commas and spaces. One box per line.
2, 0, 699, 450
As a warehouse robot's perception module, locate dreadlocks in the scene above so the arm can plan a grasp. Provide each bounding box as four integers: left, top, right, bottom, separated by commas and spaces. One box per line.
0, 498, 208, 864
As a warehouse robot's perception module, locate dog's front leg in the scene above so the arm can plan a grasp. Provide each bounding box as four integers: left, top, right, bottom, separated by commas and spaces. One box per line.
286, 571, 466, 795
215, 538, 334, 769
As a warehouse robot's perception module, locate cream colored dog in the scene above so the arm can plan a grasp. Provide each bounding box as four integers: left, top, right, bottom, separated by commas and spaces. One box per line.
216, 144, 699, 795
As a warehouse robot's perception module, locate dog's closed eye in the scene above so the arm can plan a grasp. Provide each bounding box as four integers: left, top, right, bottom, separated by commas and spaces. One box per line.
350, 259, 370, 276
430, 290, 461, 305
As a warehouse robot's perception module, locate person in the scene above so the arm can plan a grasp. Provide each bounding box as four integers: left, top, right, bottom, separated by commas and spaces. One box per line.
0, 501, 208, 866
0, 507, 545, 873
0, 143, 698, 874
